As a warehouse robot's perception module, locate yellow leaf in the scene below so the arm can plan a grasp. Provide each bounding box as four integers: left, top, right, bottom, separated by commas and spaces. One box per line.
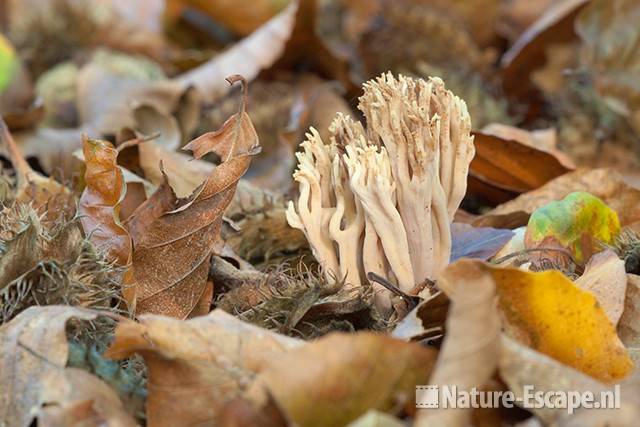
488, 265, 633, 383
0, 34, 18, 93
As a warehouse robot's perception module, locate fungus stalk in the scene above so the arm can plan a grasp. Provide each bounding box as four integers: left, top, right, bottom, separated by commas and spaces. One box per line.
287, 73, 474, 310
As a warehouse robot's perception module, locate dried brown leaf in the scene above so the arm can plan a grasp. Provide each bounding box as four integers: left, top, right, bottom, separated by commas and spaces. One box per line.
469, 130, 574, 205
166, 0, 288, 36
246, 332, 436, 427
0, 119, 73, 219
618, 274, 640, 365
485, 168, 640, 227
127, 76, 259, 318
0, 306, 125, 426
79, 136, 132, 266
575, 250, 627, 325
105, 309, 302, 427
416, 260, 500, 427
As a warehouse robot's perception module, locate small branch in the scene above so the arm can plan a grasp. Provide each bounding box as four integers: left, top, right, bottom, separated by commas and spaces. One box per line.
0, 116, 32, 183
367, 272, 420, 310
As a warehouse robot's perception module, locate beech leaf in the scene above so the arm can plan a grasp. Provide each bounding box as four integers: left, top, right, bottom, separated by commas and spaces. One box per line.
126, 75, 259, 317
416, 259, 500, 427
0, 306, 130, 426
79, 136, 132, 266
246, 332, 437, 427
105, 309, 302, 427
485, 168, 640, 228
524, 191, 621, 264
488, 263, 633, 382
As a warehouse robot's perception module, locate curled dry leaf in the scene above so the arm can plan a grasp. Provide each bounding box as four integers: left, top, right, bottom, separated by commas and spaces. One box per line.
469, 129, 573, 205
126, 76, 259, 318
176, 1, 298, 103
484, 168, 640, 228
415, 259, 500, 427
123, 140, 214, 198
246, 332, 437, 427
77, 51, 198, 150
0, 306, 134, 427
105, 309, 302, 427
79, 136, 132, 266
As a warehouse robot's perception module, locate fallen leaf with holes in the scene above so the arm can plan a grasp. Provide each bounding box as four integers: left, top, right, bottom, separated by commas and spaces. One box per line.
246, 332, 436, 427
105, 309, 302, 427
525, 192, 621, 265
79, 136, 132, 266
126, 76, 259, 318
489, 263, 633, 382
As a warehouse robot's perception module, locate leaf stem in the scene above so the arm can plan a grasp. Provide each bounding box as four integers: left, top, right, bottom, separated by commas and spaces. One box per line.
0, 116, 32, 184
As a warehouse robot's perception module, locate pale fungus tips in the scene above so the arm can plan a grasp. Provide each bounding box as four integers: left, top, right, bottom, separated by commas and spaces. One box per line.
287, 73, 475, 313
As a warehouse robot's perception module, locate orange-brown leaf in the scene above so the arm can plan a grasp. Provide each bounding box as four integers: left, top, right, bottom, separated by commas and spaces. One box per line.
79, 136, 132, 266
128, 77, 259, 318
468, 130, 573, 205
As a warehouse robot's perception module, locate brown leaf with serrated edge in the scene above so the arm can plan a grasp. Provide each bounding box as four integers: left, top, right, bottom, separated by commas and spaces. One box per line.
245, 333, 437, 427
0, 306, 135, 427
468, 130, 573, 205
0, 118, 73, 221
105, 310, 302, 427
127, 75, 259, 318
79, 136, 132, 266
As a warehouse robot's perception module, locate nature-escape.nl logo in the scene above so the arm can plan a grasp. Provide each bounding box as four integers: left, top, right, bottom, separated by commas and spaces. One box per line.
416, 384, 621, 414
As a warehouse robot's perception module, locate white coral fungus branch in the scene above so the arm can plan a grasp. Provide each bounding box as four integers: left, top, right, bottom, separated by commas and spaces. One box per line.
287, 73, 475, 313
